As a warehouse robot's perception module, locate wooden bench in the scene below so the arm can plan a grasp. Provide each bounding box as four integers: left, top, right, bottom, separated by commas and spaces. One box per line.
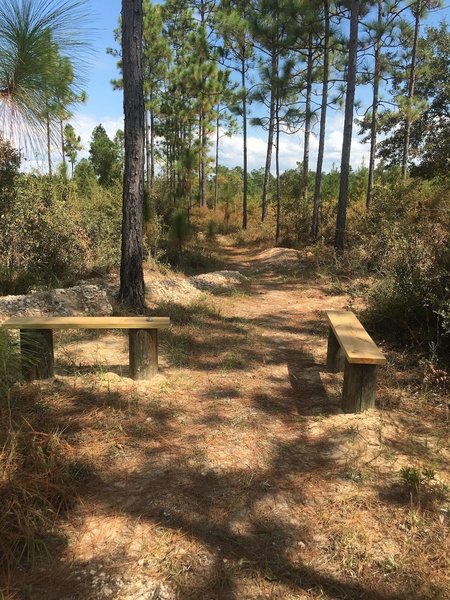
326, 310, 386, 413
1, 316, 170, 381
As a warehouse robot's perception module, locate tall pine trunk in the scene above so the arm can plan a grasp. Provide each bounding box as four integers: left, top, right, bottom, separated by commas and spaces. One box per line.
334, 0, 360, 253
199, 108, 208, 208
46, 114, 52, 176
275, 104, 281, 242
401, 0, 420, 179
214, 109, 219, 209
242, 56, 248, 229
150, 107, 155, 190
366, 0, 382, 208
119, 0, 146, 310
312, 0, 330, 242
302, 33, 313, 205
60, 119, 66, 168
262, 52, 277, 223
145, 109, 151, 196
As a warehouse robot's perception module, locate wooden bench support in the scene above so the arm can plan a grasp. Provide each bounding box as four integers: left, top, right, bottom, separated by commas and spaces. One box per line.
20, 328, 54, 381
129, 328, 158, 380
3, 316, 170, 382
342, 362, 377, 413
326, 328, 346, 373
325, 310, 385, 413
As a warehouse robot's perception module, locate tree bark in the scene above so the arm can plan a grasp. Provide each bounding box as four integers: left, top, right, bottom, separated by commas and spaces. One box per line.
334, 0, 360, 253
150, 103, 155, 190
401, 0, 420, 180
242, 55, 248, 230
60, 119, 66, 168
119, 0, 146, 311
46, 115, 52, 176
145, 108, 151, 196
312, 0, 330, 243
214, 110, 219, 210
275, 104, 281, 242
262, 52, 277, 223
302, 33, 313, 205
367, 0, 382, 208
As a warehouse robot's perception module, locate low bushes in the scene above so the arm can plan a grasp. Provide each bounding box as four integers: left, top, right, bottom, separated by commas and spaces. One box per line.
0, 174, 121, 294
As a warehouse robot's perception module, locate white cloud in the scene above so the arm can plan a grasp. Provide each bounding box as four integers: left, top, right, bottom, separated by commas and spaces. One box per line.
72, 113, 124, 160
19, 113, 124, 173
20, 109, 369, 175
216, 113, 370, 173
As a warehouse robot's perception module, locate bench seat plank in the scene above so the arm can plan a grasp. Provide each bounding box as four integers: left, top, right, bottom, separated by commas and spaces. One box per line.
1, 316, 170, 330
326, 310, 385, 366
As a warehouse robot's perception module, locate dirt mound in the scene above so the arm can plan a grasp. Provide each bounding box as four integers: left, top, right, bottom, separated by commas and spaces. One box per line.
0, 271, 248, 320
0, 285, 113, 320
255, 247, 302, 269
147, 271, 247, 305
190, 270, 248, 292
147, 277, 204, 306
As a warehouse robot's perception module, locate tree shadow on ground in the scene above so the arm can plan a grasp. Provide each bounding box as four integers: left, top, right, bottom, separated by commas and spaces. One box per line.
4, 363, 446, 600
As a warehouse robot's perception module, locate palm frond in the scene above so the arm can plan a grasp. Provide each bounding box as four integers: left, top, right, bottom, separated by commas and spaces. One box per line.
0, 0, 92, 154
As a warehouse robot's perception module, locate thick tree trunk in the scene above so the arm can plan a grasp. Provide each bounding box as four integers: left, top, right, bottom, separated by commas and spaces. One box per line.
312, 0, 330, 242
214, 110, 219, 210
366, 0, 382, 209
150, 105, 155, 189
275, 107, 281, 243
302, 33, 313, 205
242, 56, 248, 230
201, 111, 208, 207
262, 52, 277, 223
119, 0, 146, 311
145, 108, 151, 196
401, 0, 420, 180
334, 0, 360, 253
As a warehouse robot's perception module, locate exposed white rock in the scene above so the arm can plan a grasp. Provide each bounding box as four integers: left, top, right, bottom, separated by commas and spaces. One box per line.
0, 270, 248, 321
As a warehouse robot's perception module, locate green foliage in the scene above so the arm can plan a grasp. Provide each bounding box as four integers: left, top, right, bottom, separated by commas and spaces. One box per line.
377, 23, 450, 178
0, 0, 91, 150
0, 136, 21, 190
89, 124, 122, 187
73, 157, 96, 194
168, 209, 191, 254
0, 172, 121, 294
0, 329, 21, 397
361, 178, 449, 357
63, 123, 82, 174
401, 466, 437, 493
399, 465, 448, 504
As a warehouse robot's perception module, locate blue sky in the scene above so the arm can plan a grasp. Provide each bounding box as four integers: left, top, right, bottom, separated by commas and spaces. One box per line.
39, 0, 450, 174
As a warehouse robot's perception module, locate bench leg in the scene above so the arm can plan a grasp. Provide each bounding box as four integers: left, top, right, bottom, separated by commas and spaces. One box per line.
326, 327, 345, 373
342, 361, 377, 413
20, 329, 54, 381
129, 329, 158, 380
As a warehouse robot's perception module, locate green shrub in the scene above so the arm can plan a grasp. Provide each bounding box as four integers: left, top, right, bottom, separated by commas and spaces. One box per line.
168, 209, 191, 255
0, 174, 122, 293
0, 329, 22, 397
362, 178, 449, 358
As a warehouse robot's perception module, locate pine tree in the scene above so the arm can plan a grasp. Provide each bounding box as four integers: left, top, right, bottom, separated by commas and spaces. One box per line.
119, 0, 146, 311
63, 123, 82, 176
311, 0, 331, 242
250, 0, 299, 223
215, 0, 254, 228
89, 124, 122, 187
334, 0, 362, 253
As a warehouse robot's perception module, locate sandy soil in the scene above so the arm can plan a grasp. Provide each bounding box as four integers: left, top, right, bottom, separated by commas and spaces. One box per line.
4, 243, 449, 600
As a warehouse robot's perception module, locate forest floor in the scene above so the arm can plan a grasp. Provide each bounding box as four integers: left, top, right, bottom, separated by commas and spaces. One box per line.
2, 239, 449, 600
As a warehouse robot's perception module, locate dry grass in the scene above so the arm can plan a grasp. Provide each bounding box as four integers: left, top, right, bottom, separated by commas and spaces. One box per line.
0, 243, 449, 599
